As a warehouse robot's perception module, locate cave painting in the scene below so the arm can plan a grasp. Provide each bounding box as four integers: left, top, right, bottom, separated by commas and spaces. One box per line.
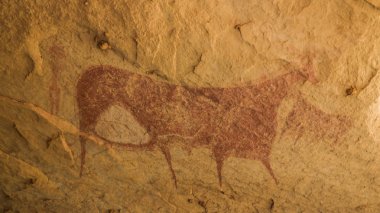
48, 45, 65, 115
77, 65, 349, 187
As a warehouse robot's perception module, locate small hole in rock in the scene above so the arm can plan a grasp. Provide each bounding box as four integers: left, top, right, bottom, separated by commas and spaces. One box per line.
97, 40, 111, 50
26, 178, 37, 185
268, 198, 274, 210
198, 200, 206, 207
345, 86, 354, 96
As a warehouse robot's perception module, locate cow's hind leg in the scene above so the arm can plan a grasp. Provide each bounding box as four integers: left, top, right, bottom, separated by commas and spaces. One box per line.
212, 143, 227, 188
79, 124, 95, 177
79, 115, 97, 177
158, 144, 177, 188
79, 135, 86, 177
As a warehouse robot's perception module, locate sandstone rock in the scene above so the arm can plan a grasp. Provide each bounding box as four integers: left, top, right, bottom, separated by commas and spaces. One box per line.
1, 0, 380, 212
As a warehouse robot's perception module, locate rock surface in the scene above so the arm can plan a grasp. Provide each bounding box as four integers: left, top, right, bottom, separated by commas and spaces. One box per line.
1, 0, 380, 212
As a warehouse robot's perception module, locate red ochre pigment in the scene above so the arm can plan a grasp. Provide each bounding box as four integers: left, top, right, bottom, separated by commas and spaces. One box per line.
76, 65, 348, 187
48, 45, 65, 115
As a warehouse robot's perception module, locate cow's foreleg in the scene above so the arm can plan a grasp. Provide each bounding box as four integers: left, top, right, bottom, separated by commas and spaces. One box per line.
260, 157, 278, 184
215, 156, 224, 188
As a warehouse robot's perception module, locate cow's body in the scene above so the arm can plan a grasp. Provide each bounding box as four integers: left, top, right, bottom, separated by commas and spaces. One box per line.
77, 65, 307, 186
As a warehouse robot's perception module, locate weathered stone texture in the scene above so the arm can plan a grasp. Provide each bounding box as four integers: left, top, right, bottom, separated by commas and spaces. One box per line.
1, 0, 380, 212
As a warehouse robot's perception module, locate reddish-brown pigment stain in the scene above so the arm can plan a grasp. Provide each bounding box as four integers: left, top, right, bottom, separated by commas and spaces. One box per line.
49, 45, 65, 114
285, 98, 351, 143
76, 65, 345, 186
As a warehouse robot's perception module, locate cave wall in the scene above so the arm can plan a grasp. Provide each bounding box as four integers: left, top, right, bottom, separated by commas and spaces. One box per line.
1, 0, 380, 212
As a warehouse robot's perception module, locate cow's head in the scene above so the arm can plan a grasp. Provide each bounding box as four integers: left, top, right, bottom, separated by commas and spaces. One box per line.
284, 53, 319, 86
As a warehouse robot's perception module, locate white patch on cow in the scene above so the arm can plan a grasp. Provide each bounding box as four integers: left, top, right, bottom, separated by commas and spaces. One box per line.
95, 104, 150, 145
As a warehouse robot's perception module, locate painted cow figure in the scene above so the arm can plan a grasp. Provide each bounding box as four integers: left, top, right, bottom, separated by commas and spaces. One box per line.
77, 65, 310, 186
